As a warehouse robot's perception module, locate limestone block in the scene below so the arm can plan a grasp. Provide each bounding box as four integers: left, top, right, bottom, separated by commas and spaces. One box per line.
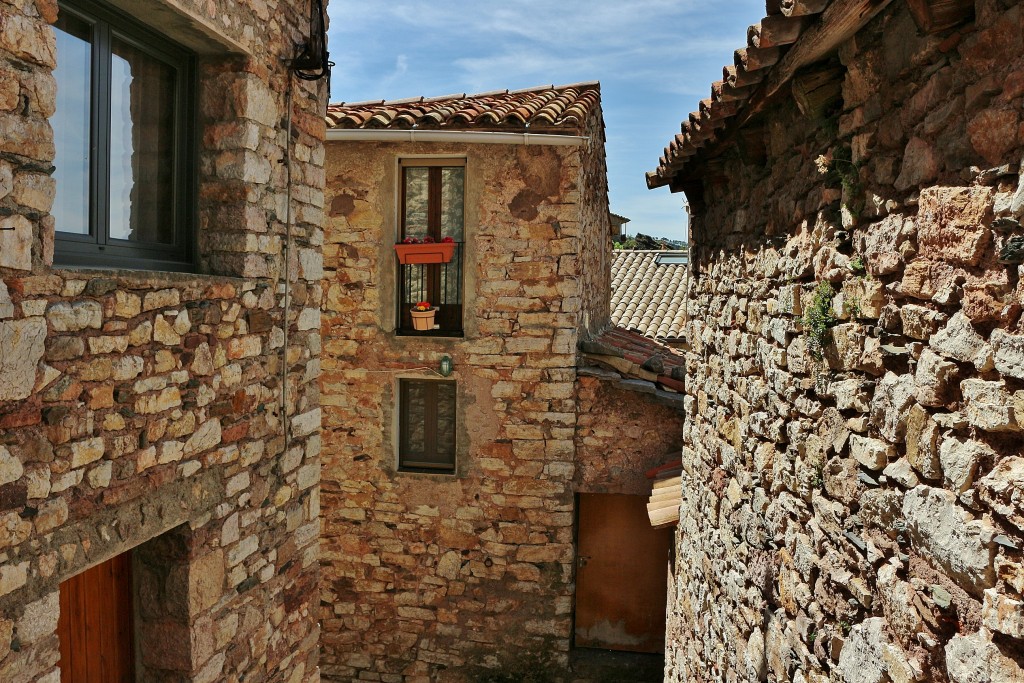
68, 436, 104, 469
850, 434, 895, 470
981, 589, 1024, 638
900, 304, 943, 340
860, 489, 902, 535
914, 349, 957, 407
870, 372, 916, 442
895, 137, 939, 191
900, 259, 958, 302
827, 324, 866, 371
841, 277, 884, 319
16, 590, 58, 644
876, 563, 924, 641
835, 618, 890, 683
0, 280, 13, 319
863, 214, 913, 276
883, 458, 920, 488
0, 215, 32, 270
153, 314, 181, 345
0, 317, 45, 400
945, 629, 1024, 683
939, 436, 992, 493
916, 186, 992, 266
903, 485, 996, 594
932, 313, 993, 371
990, 329, 1024, 380
47, 300, 101, 331
961, 379, 1018, 432
0, 445, 23, 486
829, 379, 872, 413
976, 456, 1024, 531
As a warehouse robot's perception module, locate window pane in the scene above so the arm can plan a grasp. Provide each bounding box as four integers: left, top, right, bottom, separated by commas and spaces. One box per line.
404, 382, 427, 460
52, 14, 92, 236
440, 167, 464, 241
403, 167, 429, 239
436, 383, 456, 461
108, 37, 176, 244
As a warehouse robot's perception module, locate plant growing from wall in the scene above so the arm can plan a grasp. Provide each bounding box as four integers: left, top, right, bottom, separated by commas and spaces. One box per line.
801, 281, 838, 362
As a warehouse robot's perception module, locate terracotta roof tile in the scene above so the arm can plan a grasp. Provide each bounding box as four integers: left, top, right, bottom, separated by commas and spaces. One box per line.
647, 0, 892, 188
326, 82, 601, 133
610, 250, 689, 341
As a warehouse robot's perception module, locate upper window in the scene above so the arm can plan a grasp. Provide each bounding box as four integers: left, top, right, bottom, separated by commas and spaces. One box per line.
398, 379, 456, 473
53, 0, 195, 271
396, 159, 465, 335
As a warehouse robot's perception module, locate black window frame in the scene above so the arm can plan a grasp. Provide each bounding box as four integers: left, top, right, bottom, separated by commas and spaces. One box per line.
397, 379, 457, 474
396, 158, 465, 336
53, 0, 197, 272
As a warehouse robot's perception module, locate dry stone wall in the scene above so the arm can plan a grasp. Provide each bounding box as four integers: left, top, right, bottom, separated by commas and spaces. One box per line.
668, 3, 1024, 682
320, 118, 618, 681
0, 1, 326, 681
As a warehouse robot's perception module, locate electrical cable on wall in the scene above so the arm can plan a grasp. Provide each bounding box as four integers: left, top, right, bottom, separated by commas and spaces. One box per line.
280, 0, 332, 451
292, 0, 333, 83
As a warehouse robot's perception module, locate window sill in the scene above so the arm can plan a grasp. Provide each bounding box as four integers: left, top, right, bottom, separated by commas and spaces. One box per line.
49, 266, 250, 289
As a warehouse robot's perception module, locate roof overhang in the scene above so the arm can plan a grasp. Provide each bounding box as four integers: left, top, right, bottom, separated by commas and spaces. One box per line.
325, 129, 589, 147
647, 0, 900, 191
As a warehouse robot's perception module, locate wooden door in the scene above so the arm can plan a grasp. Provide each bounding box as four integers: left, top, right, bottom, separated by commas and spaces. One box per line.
58, 551, 135, 682
575, 493, 673, 653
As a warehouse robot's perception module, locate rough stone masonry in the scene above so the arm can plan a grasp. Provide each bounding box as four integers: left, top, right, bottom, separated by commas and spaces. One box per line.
661, 1, 1024, 682
0, 0, 327, 681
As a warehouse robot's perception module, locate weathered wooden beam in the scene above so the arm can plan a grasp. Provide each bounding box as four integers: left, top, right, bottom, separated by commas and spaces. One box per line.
748, 15, 813, 48
766, 0, 784, 15
905, 0, 974, 33
791, 63, 844, 118
744, 0, 895, 122
781, 0, 830, 17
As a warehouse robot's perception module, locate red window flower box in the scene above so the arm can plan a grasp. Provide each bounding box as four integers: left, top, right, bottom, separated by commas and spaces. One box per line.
394, 241, 456, 265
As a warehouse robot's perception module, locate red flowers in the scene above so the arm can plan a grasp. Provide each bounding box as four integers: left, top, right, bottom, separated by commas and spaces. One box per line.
400, 235, 456, 244
412, 301, 433, 311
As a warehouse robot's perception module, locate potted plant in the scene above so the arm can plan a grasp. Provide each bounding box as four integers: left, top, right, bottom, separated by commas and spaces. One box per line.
410, 301, 438, 331
394, 235, 456, 264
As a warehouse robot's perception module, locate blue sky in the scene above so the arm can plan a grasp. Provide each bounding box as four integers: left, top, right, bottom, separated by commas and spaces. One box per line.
326, 0, 766, 242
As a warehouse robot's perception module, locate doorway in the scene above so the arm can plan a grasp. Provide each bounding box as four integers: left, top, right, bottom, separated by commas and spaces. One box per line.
57, 551, 135, 682
574, 493, 673, 653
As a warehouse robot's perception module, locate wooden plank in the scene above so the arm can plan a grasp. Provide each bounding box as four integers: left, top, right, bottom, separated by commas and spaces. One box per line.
743, 0, 895, 123
791, 64, 844, 118
649, 505, 680, 528
647, 493, 681, 508
652, 475, 681, 490
905, 0, 974, 33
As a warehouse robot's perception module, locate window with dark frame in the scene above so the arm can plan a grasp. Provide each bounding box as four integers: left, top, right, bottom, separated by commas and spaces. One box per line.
52, 0, 196, 271
398, 379, 456, 473
397, 159, 464, 335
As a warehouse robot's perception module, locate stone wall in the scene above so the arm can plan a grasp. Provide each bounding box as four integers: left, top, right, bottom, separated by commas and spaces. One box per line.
667, 2, 1024, 682
320, 114, 615, 681
575, 376, 684, 496
0, 1, 326, 681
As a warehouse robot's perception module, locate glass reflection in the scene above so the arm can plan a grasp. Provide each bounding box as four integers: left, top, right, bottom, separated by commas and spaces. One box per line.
52, 14, 92, 236
109, 37, 176, 244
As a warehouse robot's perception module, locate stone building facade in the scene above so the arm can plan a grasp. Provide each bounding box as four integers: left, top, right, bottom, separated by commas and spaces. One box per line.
320, 84, 684, 681
648, 0, 1024, 681
0, 0, 326, 680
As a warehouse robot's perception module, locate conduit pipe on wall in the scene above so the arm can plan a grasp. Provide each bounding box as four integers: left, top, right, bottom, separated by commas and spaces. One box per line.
325, 129, 590, 148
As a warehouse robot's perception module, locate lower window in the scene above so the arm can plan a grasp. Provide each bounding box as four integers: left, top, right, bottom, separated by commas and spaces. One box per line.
398, 379, 456, 473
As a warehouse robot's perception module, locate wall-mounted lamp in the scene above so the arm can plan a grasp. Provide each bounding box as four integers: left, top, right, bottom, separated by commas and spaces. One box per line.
439, 355, 454, 377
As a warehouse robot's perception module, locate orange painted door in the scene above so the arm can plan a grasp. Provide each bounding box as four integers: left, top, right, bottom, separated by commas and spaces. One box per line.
58, 552, 135, 682
575, 493, 673, 653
